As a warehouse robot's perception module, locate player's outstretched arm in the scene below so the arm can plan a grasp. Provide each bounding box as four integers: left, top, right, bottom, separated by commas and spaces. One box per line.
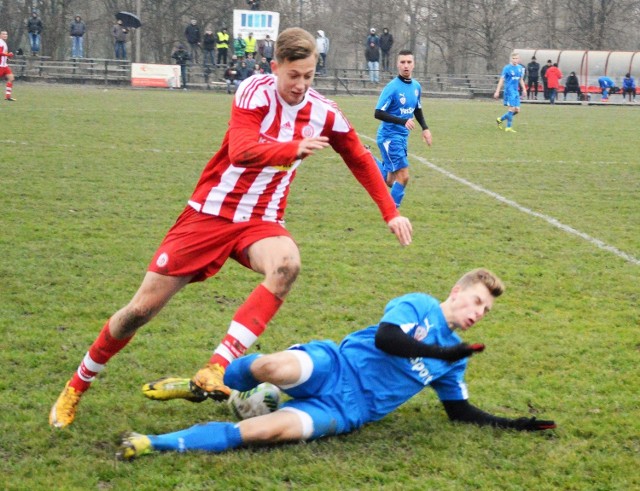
441, 400, 556, 431
375, 322, 484, 361
387, 216, 412, 246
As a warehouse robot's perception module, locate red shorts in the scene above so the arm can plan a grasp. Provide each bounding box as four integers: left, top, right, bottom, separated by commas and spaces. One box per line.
0, 66, 13, 79
148, 206, 293, 282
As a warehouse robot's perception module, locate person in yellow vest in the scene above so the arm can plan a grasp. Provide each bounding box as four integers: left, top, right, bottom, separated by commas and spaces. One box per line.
216, 27, 229, 65
245, 32, 258, 60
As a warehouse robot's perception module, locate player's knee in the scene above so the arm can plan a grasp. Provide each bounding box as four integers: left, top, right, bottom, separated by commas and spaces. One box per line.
272, 258, 300, 291
120, 302, 157, 332
252, 354, 289, 380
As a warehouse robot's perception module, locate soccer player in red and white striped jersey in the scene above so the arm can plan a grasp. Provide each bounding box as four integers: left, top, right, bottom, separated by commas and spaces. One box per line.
50, 28, 412, 429
0, 31, 16, 101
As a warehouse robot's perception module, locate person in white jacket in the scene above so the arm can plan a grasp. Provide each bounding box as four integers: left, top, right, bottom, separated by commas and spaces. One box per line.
316, 30, 329, 75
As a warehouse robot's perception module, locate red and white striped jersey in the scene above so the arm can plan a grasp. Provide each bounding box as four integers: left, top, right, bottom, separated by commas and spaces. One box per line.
0, 39, 9, 68
188, 73, 398, 225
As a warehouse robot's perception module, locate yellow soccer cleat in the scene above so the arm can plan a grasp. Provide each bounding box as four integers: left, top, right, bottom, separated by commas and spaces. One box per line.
496, 117, 504, 130
50, 381, 82, 429
505, 127, 517, 133
117, 432, 154, 461
191, 363, 231, 401
142, 376, 207, 402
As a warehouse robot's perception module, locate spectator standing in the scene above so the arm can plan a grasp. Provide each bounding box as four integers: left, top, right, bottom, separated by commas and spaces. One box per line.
185, 20, 201, 64
544, 63, 562, 104
366, 28, 380, 48
379, 28, 394, 72
202, 28, 216, 67
233, 33, 246, 59
245, 32, 257, 60
315, 30, 329, 75
365, 42, 380, 84
27, 12, 43, 56
0, 30, 16, 101
526, 56, 540, 99
598, 76, 615, 101
216, 27, 229, 66
70, 15, 86, 59
112, 20, 128, 60
540, 59, 552, 100
172, 44, 191, 89
563, 72, 582, 100
260, 34, 275, 64
622, 73, 636, 102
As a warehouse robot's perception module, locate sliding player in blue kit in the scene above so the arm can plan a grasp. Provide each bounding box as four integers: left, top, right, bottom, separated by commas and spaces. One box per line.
374, 49, 432, 208
494, 52, 527, 133
118, 268, 556, 460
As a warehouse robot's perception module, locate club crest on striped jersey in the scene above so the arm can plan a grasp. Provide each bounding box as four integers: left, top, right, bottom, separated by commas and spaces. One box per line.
156, 252, 169, 268
302, 124, 314, 138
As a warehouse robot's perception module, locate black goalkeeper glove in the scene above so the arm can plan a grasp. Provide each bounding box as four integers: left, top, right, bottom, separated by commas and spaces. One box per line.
438, 343, 485, 362
512, 417, 557, 431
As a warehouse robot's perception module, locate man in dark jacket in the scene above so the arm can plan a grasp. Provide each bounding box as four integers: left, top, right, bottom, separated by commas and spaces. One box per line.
526, 56, 540, 99
172, 44, 191, 89
70, 16, 86, 58
365, 42, 380, 83
185, 19, 201, 64
540, 59, 552, 100
27, 12, 43, 55
202, 28, 216, 67
563, 72, 582, 100
379, 28, 394, 72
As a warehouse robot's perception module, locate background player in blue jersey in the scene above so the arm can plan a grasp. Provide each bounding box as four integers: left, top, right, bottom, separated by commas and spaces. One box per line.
118, 268, 556, 460
494, 52, 527, 133
598, 76, 615, 101
374, 49, 432, 208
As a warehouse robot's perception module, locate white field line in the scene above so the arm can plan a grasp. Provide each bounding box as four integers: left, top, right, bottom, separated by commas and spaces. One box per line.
361, 135, 639, 266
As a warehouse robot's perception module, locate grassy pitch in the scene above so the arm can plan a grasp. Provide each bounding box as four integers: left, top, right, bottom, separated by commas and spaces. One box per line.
1, 85, 638, 490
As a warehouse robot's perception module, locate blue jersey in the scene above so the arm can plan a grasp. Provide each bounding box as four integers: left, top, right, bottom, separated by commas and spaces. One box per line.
280, 293, 469, 439
339, 293, 468, 422
375, 76, 422, 140
599, 76, 614, 88
501, 63, 525, 95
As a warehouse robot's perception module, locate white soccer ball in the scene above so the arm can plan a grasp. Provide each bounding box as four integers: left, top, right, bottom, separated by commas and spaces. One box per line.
227, 382, 281, 420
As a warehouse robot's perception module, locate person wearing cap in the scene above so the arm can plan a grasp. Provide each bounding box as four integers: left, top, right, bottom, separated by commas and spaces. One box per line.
315, 30, 329, 75
366, 28, 380, 48
259, 34, 275, 64
216, 27, 229, 66
171, 44, 191, 89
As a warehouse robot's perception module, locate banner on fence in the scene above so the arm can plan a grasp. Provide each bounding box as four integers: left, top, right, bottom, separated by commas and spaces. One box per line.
131, 63, 181, 88
233, 10, 279, 40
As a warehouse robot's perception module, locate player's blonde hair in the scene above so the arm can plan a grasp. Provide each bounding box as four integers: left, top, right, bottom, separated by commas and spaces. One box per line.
275, 27, 318, 63
456, 268, 505, 297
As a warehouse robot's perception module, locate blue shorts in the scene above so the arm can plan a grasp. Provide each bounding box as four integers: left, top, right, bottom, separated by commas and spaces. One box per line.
377, 136, 409, 173
281, 341, 366, 440
503, 90, 521, 108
